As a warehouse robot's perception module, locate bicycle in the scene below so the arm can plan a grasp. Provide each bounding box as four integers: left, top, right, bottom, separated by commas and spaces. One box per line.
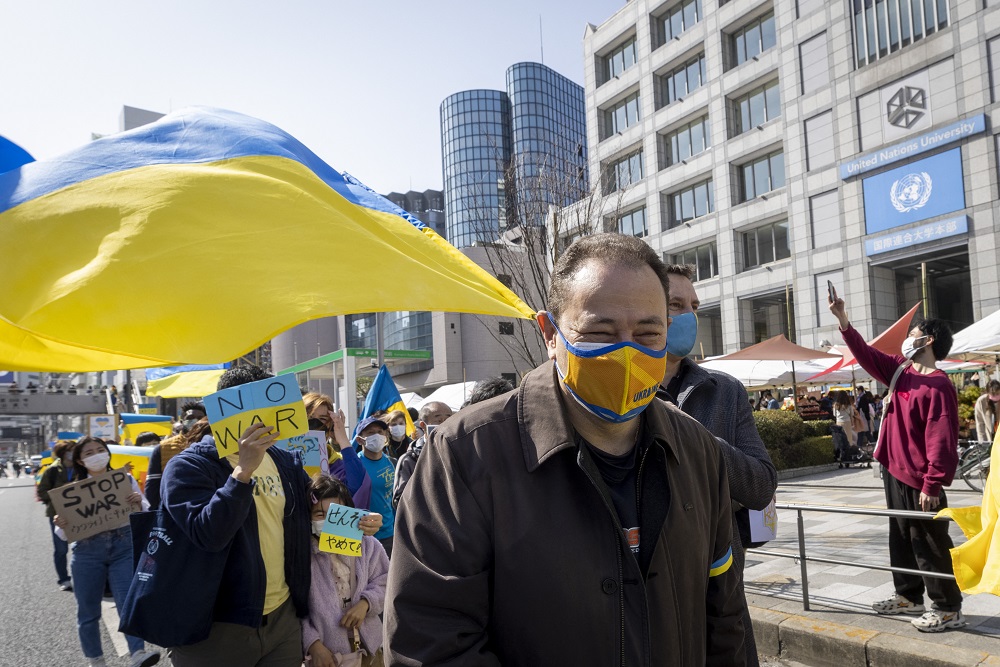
957, 439, 991, 492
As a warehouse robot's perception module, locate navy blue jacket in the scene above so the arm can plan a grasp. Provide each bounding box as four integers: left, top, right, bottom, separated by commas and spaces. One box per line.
161, 437, 311, 627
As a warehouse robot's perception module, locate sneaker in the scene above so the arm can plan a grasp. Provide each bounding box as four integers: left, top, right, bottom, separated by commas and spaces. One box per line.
872, 594, 925, 615
86, 658, 107, 667
129, 649, 161, 667
59, 580, 73, 592
911, 609, 966, 633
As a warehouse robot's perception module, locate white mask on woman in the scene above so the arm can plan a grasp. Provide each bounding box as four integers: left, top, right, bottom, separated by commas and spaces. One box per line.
389, 424, 406, 440
81, 452, 110, 472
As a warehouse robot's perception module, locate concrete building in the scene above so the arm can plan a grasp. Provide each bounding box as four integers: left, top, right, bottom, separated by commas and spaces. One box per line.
580, 0, 1000, 357
441, 62, 589, 248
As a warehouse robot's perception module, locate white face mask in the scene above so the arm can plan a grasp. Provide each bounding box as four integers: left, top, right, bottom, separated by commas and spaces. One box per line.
311, 520, 325, 537
901, 335, 929, 360
389, 424, 406, 440
363, 433, 386, 452
82, 452, 110, 472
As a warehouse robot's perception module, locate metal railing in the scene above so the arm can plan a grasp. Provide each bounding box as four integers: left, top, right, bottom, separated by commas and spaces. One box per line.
746, 502, 958, 611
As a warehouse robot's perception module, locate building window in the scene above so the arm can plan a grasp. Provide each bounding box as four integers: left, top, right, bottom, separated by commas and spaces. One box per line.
654, 0, 704, 48
853, 0, 949, 68
989, 36, 1000, 104
741, 221, 790, 270
814, 270, 844, 326
602, 91, 641, 139
730, 11, 777, 68
666, 241, 719, 281
738, 151, 785, 201
601, 37, 638, 85
498, 321, 515, 335
617, 207, 648, 237
659, 115, 711, 168
730, 80, 780, 136
804, 110, 835, 170
799, 32, 830, 94
809, 190, 843, 249
603, 149, 644, 194
664, 179, 714, 229
657, 53, 707, 108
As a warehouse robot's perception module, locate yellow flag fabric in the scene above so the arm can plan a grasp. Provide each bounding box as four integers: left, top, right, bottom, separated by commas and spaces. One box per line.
939, 432, 1000, 594
0, 107, 534, 372
146, 368, 227, 399
121, 418, 173, 443
108, 444, 153, 490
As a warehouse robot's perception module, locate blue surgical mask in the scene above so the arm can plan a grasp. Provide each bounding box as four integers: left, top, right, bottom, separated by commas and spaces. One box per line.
666, 312, 698, 358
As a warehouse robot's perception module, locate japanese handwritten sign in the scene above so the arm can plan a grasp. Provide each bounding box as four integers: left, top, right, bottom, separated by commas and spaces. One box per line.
318, 502, 368, 556
281, 430, 324, 474
49, 468, 139, 543
203, 374, 307, 457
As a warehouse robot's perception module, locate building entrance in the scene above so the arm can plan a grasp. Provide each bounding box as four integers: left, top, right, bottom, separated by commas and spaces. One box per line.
872, 248, 973, 334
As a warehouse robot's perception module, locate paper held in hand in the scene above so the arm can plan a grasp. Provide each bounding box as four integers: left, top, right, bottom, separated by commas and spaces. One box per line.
318, 502, 369, 557
203, 374, 308, 457
49, 468, 140, 543
749, 496, 779, 544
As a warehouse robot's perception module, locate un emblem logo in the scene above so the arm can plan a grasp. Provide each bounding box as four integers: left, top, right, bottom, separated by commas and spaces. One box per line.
147, 538, 159, 556
890, 172, 932, 213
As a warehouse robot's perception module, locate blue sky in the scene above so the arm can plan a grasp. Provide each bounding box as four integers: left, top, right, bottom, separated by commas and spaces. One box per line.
0, 0, 623, 194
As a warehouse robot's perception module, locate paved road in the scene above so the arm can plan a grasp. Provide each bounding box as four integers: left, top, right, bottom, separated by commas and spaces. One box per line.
0, 473, 143, 666
745, 463, 1000, 656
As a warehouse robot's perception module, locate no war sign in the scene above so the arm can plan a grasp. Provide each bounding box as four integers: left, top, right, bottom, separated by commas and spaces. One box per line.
204, 374, 308, 457
50, 468, 140, 543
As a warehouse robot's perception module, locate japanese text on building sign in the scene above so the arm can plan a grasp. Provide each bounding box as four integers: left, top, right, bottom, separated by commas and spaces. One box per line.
204, 374, 307, 457
49, 468, 139, 543
318, 502, 368, 556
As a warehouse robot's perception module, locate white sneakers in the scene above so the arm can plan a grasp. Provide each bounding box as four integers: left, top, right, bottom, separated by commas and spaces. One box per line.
910, 609, 967, 633
871, 594, 925, 615
129, 649, 161, 667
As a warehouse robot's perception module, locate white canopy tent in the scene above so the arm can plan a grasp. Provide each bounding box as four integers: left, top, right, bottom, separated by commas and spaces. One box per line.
951, 308, 1000, 359
412, 381, 478, 412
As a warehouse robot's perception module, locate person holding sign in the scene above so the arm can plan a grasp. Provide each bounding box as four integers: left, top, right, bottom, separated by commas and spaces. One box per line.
161, 365, 312, 667
53, 437, 160, 667
385, 234, 745, 666
303, 475, 389, 667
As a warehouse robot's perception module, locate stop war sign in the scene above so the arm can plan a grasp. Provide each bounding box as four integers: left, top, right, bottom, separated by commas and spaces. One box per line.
50, 468, 140, 543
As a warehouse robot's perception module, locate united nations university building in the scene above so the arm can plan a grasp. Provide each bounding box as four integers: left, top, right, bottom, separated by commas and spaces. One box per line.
574, 0, 1000, 355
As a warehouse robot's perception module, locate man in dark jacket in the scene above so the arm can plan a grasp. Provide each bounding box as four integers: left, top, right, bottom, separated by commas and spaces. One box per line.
36, 440, 77, 591
657, 264, 777, 666
161, 366, 312, 666
385, 233, 745, 666
391, 401, 452, 509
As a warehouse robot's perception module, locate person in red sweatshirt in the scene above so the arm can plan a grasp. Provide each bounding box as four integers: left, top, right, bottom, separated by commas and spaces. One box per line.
830, 293, 963, 632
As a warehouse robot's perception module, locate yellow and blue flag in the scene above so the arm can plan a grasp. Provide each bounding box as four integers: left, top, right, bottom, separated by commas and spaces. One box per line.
0, 107, 534, 373
119, 413, 173, 443
359, 365, 415, 436
145, 364, 229, 399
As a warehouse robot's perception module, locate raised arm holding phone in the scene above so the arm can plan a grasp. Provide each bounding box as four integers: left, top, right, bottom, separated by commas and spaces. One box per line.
828, 286, 965, 632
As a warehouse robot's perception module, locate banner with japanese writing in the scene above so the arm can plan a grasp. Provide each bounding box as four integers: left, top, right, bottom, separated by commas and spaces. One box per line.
318, 502, 368, 557
49, 468, 139, 543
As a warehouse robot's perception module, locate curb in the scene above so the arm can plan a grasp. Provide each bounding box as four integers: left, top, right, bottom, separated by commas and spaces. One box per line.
750, 606, 996, 667
776, 463, 841, 481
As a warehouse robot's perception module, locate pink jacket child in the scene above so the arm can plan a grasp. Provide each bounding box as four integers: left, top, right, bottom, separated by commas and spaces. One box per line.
304, 476, 389, 667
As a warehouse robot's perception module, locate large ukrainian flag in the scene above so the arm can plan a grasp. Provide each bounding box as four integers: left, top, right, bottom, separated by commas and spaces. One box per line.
0, 107, 534, 372
145, 364, 229, 399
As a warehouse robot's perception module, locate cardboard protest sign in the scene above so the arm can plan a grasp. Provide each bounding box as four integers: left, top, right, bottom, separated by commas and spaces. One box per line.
318, 502, 369, 556
203, 374, 307, 457
50, 468, 139, 543
281, 430, 324, 475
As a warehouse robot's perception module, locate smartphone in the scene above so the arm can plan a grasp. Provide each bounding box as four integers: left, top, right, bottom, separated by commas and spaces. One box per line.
827, 280, 836, 303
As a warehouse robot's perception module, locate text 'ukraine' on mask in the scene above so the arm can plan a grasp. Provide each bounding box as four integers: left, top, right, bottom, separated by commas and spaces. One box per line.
547, 313, 667, 423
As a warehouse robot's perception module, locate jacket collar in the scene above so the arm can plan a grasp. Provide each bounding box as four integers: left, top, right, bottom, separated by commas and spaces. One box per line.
673, 357, 717, 406
519, 362, 680, 473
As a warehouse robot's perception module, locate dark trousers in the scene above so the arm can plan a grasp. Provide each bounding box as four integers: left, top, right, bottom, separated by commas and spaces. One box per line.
883, 473, 963, 611
48, 516, 69, 584
169, 598, 302, 667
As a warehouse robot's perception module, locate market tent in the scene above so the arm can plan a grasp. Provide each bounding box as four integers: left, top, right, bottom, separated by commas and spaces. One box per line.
699, 357, 840, 389
952, 308, 1000, 359
414, 381, 478, 412
708, 335, 836, 404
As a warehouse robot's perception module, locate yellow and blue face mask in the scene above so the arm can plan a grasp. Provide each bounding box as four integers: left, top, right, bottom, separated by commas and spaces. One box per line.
548, 314, 668, 423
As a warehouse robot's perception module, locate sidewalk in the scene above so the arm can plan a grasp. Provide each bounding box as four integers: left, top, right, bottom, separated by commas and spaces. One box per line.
745, 465, 1000, 665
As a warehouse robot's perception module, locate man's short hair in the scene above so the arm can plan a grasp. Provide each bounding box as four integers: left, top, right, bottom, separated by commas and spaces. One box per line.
217, 365, 272, 390
467, 377, 515, 406
664, 264, 696, 281
916, 318, 954, 360
407, 407, 420, 423
135, 431, 162, 447
418, 401, 452, 422
546, 233, 670, 322
181, 401, 206, 415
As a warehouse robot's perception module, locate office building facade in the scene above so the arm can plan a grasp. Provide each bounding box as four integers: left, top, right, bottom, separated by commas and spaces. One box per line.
441, 62, 589, 248
581, 0, 1000, 357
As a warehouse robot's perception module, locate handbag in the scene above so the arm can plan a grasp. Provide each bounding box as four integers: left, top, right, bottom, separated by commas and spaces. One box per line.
851, 407, 866, 434
118, 509, 233, 647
